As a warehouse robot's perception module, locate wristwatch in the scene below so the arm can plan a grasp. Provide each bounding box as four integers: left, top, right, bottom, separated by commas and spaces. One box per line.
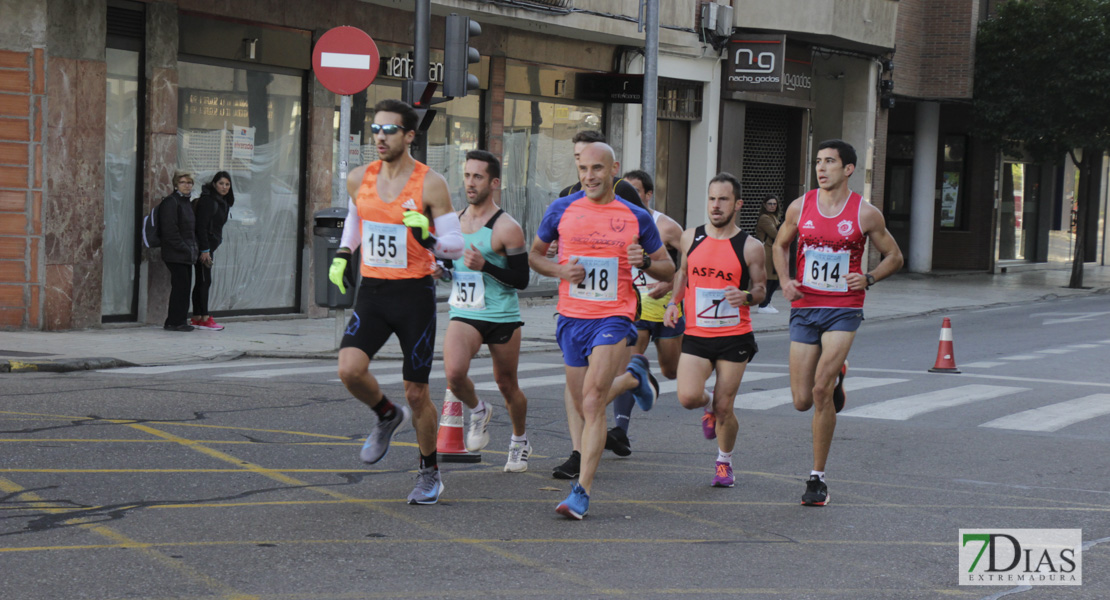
865, 273, 876, 290
744, 291, 754, 305
641, 252, 652, 270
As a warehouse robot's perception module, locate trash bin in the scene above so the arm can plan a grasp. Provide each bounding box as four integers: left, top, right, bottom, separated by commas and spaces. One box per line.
313, 207, 358, 308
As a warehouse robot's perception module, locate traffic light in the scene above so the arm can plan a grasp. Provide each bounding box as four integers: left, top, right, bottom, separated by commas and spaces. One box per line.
403, 80, 439, 132
443, 13, 481, 98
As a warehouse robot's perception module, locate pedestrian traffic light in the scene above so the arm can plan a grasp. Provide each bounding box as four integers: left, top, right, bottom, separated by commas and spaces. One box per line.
443, 13, 481, 98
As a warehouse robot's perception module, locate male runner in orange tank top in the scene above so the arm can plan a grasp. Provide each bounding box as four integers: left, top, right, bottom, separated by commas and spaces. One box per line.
327, 99, 464, 506
772, 139, 903, 506
665, 173, 766, 489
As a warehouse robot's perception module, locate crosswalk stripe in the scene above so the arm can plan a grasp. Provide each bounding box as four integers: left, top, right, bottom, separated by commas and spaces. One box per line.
1069, 343, 1101, 349
221, 365, 349, 379
1000, 355, 1039, 361
979, 394, 1110, 432
961, 361, 1006, 368
735, 377, 907, 411
100, 360, 317, 375
1037, 348, 1077, 355
656, 371, 785, 396
333, 362, 558, 385
476, 374, 568, 391
840, 384, 1027, 421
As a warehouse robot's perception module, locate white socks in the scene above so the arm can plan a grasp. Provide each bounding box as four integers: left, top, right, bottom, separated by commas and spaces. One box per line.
717, 449, 733, 465
810, 470, 825, 481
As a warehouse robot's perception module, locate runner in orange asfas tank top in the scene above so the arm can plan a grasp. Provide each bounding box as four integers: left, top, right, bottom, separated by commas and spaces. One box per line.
665, 172, 767, 489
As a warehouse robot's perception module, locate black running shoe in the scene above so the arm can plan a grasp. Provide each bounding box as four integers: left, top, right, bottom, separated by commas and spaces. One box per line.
832, 361, 848, 413
552, 451, 581, 479
606, 427, 632, 457
801, 475, 829, 506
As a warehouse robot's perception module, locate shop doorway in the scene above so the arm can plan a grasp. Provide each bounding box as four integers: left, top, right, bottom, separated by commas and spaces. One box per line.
997, 162, 1041, 261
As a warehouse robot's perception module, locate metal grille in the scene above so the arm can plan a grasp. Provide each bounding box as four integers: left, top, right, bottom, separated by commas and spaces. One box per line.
739, 104, 788, 233
107, 5, 144, 39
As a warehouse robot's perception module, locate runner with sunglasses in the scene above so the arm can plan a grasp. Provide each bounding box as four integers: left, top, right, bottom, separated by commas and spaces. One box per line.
330, 99, 464, 505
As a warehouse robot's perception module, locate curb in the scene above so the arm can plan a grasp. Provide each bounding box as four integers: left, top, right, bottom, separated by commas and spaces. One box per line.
0, 357, 136, 373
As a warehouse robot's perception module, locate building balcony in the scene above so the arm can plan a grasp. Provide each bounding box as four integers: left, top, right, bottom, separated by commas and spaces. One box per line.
731, 0, 898, 54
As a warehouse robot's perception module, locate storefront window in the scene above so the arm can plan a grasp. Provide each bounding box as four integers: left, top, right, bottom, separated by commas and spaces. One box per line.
998, 162, 1040, 261
939, 136, 967, 230
177, 60, 304, 312
102, 47, 141, 318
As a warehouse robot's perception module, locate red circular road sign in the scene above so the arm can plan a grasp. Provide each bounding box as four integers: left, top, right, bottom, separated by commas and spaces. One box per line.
312, 26, 380, 96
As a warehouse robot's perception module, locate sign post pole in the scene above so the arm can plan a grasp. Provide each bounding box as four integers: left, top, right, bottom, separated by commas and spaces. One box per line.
312, 26, 380, 348
334, 94, 352, 347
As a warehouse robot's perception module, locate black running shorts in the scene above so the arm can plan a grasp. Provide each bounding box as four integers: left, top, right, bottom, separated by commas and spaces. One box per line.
681, 332, 758, 364
450, 317, 523, 346
341, 276, 437, 384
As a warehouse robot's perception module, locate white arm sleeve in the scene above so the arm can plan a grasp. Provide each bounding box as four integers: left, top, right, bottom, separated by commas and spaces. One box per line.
340, 198, 361, 251
432, 212, 464, 260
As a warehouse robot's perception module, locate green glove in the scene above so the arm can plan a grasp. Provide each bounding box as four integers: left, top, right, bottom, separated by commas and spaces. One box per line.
403, 210, 431, 241
329, 256, 349, 294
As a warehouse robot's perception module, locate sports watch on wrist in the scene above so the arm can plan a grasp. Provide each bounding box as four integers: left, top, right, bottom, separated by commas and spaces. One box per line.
641, 252, 652, 270
865, 273, 876, 289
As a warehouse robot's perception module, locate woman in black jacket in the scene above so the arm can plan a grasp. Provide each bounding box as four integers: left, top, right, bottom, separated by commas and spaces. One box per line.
159, 170, 199, 331
191, 171, 234, 331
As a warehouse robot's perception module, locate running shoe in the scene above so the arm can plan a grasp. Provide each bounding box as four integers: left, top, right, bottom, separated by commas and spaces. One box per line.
701, 397, 717, 440
359, 405, 411, 464
552, 451, 580, 480
192, 316, 224, 331
465, 401, 493, 452
407, 467, 444, 505
833, 361, 848, 413
755, 305, 779, 314
605, 427, 632, 457
504, 441, 531, 473
801, 475, 829, 506
555, 483, 589, 520
626, 354, 659, 411
711, 461, 735, 488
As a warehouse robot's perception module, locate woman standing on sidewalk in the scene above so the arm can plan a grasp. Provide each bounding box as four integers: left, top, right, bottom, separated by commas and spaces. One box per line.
755, 195, 781, 314
159, 170, 199, 331
190, 171, 234, 331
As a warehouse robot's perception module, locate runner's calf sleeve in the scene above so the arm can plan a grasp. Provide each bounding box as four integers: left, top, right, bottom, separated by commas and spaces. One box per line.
480, 251, 530, 290
432, 212, 463, 259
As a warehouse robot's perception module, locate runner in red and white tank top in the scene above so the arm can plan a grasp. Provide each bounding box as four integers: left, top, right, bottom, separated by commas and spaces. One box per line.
793, 189, 867, 309
772, 140, 904, 507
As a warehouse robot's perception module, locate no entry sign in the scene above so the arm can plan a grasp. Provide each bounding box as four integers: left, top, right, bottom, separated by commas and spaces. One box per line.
312, 26, 380, 95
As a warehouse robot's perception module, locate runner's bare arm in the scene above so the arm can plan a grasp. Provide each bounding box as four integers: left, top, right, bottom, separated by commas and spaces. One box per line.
774, 196, 804, 301
663, 228, 693, 327
845, 202, 904, 291
647, 214, 684, 298
475, 215, 530, 290
742, 234, 768, 306
529, 235, 584, 284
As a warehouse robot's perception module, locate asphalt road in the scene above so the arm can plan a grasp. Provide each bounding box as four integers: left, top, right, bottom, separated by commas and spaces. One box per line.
2, 294, 1108, 599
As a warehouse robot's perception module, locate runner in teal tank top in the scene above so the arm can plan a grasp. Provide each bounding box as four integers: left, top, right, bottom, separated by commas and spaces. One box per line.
448, 210, 521, 323
437, 150, 534, 473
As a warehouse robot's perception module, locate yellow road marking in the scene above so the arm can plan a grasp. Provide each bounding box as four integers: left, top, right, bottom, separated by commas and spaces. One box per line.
0, 476, 257, 599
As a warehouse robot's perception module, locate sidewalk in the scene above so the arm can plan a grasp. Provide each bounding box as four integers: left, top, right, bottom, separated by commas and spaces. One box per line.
3, 266, 1108, 372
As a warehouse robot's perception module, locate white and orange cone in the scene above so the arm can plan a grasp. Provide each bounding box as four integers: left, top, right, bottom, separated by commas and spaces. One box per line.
929, 317, 961, 374
436, 389, 481, 463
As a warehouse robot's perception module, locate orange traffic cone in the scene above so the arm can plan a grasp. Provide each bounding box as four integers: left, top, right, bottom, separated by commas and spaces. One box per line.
436, 389, 481, 463
929, 317, 961, 374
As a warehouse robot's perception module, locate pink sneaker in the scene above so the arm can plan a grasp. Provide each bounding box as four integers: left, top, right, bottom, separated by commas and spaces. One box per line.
194, 316, 224, 331
701, 391, 716, 440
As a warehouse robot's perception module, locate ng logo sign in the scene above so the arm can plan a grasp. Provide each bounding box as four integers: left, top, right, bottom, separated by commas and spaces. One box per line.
959, 529, 1082, 586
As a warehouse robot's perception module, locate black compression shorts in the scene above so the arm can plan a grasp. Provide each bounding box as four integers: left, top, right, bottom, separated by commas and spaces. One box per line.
341, 276, 437, 384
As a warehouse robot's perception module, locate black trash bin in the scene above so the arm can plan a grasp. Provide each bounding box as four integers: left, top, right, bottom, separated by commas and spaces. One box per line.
313, 207, 358, 308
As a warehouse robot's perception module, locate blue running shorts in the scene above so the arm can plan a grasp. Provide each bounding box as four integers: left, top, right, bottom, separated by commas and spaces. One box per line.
556, 315, 638, 367
789, 307, 864, 345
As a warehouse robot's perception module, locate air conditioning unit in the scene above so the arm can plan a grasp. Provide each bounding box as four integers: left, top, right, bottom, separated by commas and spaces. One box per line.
701, 2, 734, 38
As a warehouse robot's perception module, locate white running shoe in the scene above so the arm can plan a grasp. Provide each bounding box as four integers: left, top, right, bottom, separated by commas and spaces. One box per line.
756, 305, 779, 314
465, 401, 493, 452
504, 441, 531, 472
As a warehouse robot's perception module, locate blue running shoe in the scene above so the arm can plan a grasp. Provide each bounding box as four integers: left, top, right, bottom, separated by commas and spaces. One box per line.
626, 354, 659, 411
407, 467, 444, 505
555, 483, 589, 520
